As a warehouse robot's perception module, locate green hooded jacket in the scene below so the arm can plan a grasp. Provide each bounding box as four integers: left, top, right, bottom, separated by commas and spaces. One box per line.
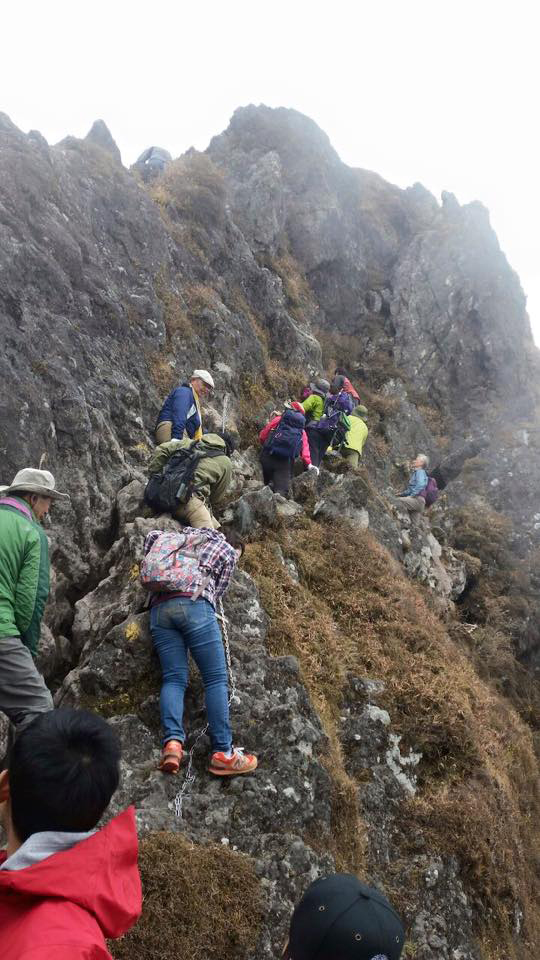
148, 434, 232, 506
0, 497, 50, 655
301, 393, 325, 422
343, 410, 369, 455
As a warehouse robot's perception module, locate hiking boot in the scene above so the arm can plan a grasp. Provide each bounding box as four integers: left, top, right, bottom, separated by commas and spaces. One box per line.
208, 747, 258, 777
159, 740, 183, 775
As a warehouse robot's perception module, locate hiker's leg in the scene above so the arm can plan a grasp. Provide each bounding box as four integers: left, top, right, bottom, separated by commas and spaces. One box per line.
260, 449, 276, 489
342, 449, 359, 468
307, 429, 321, 466
183, 599, 232, 753
399, 495, 425, 514
0, 637, 53, 737
150, 602, 188, 746
155, 421, 172, 445
175, 496, 215, 529
272, 456, 293, 496
310, 430, 331, 467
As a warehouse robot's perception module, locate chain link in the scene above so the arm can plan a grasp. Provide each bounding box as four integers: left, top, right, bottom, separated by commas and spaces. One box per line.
173, 597, 237, 818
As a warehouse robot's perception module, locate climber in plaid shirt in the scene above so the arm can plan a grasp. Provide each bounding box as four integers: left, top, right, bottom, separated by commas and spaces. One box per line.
142, 526, 258, 779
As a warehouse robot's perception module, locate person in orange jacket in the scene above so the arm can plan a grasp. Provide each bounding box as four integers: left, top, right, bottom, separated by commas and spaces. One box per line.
334, 368, 360, 403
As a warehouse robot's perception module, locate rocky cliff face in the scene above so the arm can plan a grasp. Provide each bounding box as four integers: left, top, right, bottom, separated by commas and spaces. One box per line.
1, 105, 539, 960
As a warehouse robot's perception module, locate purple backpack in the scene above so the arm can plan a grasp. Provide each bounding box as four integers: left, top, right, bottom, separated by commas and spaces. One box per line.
420, 477, 439, 507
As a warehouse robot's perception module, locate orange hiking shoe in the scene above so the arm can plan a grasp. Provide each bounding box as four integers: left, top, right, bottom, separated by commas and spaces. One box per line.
209, 747, 258, 777
159, 740, 183, 775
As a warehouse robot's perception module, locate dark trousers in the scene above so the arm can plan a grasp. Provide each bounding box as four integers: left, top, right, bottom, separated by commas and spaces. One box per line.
260, 450, 293, 496
307, 428, 333, 467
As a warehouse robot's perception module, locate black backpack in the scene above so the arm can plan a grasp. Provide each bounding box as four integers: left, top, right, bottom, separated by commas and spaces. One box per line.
144, 442, 223, 513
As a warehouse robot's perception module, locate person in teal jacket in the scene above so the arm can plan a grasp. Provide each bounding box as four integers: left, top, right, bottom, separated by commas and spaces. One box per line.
0, 468, 69, 742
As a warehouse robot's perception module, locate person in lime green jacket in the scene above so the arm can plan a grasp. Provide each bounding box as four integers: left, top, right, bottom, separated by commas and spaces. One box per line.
341, 405, 369, 467
300, 378, 330, 423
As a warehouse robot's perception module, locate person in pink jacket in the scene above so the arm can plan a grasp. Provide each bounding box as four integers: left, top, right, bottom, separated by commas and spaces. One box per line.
259, 402, 318, 496
0, 708, 141, 959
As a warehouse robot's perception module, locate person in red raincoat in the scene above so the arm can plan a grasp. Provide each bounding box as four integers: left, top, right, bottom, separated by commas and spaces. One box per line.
0, 708, 141, 959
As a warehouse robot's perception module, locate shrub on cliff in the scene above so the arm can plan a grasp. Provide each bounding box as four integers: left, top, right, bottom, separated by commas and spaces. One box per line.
151, 153, 226, 229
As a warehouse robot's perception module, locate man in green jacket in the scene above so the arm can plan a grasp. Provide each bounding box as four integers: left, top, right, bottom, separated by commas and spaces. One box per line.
0, 469, 70, 739
147, 433, 233, 529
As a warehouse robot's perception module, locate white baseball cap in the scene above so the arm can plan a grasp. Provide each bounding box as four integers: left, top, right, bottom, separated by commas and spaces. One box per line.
191, 369, 215, 389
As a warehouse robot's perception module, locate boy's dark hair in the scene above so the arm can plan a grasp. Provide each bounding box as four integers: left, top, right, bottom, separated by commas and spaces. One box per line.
221, 526, 245, 556
9, 708, 121, 842
214, 430, 238, 458
334, 367, 349, 377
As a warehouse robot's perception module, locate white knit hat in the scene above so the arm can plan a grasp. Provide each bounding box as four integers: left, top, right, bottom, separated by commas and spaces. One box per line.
1, 468, 70, 501
192, 369, 215, 389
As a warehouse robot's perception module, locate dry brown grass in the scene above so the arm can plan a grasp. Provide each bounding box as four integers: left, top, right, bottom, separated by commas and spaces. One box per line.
268, 250, 315, 321
237, 362, 306, 446
111, 833, 263, 960
147, 351, 176, 393
151, 153, 226, 230
245, 516, 540, 954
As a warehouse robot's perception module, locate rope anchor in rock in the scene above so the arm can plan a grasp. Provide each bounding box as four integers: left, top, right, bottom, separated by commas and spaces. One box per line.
172, 597, 238, 818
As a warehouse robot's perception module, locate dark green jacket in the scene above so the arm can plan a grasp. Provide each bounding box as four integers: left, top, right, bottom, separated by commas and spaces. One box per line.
148, 434, 232, 506
0, 497, 50, 655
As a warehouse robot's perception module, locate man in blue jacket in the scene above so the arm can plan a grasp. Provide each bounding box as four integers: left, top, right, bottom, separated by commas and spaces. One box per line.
155, 369, 215, 444
396, 453, 429, 514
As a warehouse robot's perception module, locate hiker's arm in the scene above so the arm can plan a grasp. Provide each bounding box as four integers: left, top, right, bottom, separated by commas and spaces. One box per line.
148, 440, 182, 474
214, 544, 238, 601
259, 415, 280, 445
209, 460, 233, 507
171, 386, 192, 439
15, 530, 49, 655
300, 430, 312, 467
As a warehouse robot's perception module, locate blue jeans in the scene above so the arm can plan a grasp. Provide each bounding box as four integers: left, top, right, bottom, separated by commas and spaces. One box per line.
150, 597, 232, 751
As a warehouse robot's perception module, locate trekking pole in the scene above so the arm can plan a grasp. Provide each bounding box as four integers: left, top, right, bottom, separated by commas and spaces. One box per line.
222, 393, 230, 433
172, 597, 237, 818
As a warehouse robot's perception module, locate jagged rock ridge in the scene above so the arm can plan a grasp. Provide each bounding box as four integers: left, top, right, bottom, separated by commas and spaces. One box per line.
0, 106, 539, 960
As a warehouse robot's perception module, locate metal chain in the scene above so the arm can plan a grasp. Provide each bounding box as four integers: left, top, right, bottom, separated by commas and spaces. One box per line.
173, 597, 237, 818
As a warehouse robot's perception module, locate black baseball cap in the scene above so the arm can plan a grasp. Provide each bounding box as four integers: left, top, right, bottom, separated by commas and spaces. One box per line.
285, 874, 404, 960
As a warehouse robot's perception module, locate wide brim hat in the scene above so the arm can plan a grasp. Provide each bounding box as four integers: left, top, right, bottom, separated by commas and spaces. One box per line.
2, 468, 70, 501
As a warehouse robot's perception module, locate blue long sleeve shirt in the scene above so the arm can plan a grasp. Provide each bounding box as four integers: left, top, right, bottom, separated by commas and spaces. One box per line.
400, 467, 428, 497
157, 385, 201, 440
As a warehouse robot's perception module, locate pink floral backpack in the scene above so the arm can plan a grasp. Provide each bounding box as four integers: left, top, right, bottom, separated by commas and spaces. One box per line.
140, 529, 213, 599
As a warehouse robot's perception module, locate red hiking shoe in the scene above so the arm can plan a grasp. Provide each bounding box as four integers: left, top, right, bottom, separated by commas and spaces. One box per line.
208, 747, 258, 777
159, 740, 183, 775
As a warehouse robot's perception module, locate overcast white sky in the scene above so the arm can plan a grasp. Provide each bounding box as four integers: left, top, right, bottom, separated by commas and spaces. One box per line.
1, 1, 539, 343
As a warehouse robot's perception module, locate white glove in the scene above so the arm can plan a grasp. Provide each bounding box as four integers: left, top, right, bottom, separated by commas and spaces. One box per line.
307, 464, 319, 475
